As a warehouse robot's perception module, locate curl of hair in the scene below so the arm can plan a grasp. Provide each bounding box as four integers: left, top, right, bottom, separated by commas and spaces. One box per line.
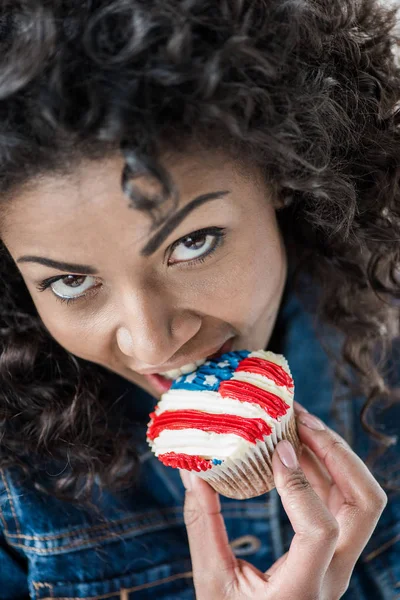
0, 0, 399, 499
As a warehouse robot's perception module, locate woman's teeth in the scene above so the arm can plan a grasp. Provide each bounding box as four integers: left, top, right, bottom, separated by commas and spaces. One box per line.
159, 358, 206, 380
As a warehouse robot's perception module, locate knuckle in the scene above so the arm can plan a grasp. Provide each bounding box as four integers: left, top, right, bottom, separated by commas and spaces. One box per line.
324, 519, 340, 542
310, 518, 339, 543
354, 483, 388, 518
284, 470, 310, 494
366, 485, 388, 514
318, 433, 349, 464
320, 432, 350, 460
328, 436, 348, 455
375, 486, 388, 510
183, 505, 203, 528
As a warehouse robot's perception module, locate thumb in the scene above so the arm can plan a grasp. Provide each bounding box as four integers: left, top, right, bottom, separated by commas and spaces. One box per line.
180, 470, 237, 594
271, 441, 338, 584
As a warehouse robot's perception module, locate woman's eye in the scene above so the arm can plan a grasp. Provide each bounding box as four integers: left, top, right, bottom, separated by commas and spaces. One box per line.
48, 275, 98, 300
169, 228, 225, 265
36, 228, 225, 304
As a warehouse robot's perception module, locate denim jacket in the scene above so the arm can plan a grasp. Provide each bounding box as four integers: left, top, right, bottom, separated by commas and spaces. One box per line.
0, 292, 399, 600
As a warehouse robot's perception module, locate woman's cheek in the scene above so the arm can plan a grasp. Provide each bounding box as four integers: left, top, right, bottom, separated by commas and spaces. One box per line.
226, 230, 286, 307
34, 301, 108, 361
181, 235, 285, 328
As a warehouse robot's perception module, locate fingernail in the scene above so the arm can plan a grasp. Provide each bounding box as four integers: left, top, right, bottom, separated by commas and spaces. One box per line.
180, 469, 195, 491
298, 413, 325, 431
276, 440, 298, 469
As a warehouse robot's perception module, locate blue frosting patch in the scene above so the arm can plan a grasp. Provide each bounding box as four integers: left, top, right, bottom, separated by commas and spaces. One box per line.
212, 458, 223, 465
171, 350, 250, 391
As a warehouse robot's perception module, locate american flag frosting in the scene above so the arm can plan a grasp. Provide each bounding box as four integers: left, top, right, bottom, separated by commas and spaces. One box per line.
147, 350, 294, 472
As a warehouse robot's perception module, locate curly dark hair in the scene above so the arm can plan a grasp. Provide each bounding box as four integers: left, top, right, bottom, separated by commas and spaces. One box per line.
0, 0, 399, 501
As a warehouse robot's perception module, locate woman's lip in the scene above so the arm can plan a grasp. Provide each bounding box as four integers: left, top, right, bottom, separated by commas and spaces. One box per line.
145, 373, 174, 395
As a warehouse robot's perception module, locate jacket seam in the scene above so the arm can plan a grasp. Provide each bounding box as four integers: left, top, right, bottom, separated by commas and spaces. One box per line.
0, 469, 21, 536
363, 531, 400, 562
37, 570, 193, 600
6, 516, 186, 552
124, 570, 193, 593
0, 503, 8, 532
4, 510, 266, 552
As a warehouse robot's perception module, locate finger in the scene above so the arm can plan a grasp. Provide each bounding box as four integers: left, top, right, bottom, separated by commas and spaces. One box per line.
298, 444, 333, 505
271, 440, 339, 592
180, 470, 237, 594
297, 414, 387, 566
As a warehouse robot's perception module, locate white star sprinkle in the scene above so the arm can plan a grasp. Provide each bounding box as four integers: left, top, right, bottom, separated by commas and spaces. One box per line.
204, 375, 218, 386
185, 372, 197, 384
217, 360, 230, 368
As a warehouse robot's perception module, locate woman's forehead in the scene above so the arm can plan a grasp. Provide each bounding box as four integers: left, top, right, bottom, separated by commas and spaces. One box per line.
0, 150, 266, 258
3, 149, 258, 223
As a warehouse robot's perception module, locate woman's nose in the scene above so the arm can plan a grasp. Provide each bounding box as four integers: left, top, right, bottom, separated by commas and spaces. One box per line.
116, 287, 202, 366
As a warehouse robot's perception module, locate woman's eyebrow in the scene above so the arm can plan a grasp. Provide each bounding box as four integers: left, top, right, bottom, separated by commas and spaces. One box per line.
16, 256, 98, 275
141, 189, 230, 257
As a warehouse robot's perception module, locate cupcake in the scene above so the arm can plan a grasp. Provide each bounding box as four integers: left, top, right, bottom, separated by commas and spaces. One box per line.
146, 350, 300, 499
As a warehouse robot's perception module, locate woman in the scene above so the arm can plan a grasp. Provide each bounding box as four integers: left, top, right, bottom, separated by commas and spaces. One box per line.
0, 0, 398, 598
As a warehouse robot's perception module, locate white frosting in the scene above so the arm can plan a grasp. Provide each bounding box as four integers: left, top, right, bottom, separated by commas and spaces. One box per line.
149, 429, 249, 459
155, 390, 278, 421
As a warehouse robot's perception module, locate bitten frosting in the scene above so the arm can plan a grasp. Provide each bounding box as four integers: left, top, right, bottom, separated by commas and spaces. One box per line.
146, 350, 294, 472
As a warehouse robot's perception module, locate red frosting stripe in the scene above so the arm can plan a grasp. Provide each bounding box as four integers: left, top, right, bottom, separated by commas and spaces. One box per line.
219, 380, 289, 418
235, 357, 294, 389
147, 409, 272, 443
158, 452, 212, 472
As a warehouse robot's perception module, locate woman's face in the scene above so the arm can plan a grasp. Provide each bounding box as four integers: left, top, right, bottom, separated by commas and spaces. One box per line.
1, 149, 287, 399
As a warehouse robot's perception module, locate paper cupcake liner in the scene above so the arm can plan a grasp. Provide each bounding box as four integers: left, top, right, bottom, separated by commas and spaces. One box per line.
197, 415, 300, 499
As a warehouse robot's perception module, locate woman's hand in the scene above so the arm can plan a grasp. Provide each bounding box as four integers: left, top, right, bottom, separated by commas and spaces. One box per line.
180, 406, 387, 600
